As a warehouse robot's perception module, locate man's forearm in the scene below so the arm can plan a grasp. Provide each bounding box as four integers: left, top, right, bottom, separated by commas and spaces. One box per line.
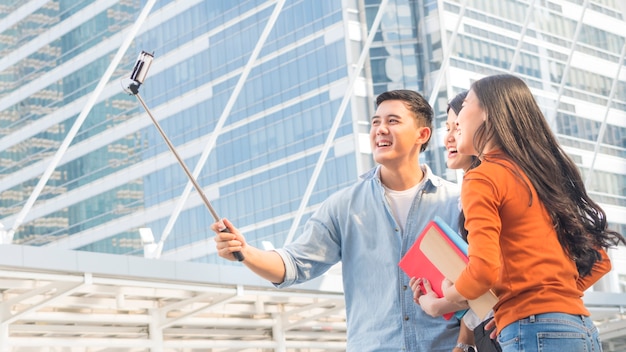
242, 247, 287, 284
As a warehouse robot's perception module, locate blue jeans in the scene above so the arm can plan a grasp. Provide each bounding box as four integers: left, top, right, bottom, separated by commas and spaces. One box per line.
498, 313, 602, 352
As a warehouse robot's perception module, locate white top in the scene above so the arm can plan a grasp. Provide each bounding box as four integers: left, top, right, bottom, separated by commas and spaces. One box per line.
463, 309, 494, 330
383, 168, 427, 232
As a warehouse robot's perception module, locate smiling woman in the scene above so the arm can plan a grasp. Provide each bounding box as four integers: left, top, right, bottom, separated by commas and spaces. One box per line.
409, 90, 500, 352
444, 91, 476, 172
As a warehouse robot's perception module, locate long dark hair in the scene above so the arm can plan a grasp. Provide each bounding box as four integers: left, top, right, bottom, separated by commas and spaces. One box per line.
376, 90, 433, 152
469, 74, 624, 276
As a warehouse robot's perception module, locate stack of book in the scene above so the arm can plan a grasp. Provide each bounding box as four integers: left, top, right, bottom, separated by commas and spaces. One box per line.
399, 216, 498, 320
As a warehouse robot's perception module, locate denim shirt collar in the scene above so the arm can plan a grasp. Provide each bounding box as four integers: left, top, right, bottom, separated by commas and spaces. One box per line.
361, 163, 441, 193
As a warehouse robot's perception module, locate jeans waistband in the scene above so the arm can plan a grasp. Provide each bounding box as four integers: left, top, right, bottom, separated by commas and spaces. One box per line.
526, 313, 586, 323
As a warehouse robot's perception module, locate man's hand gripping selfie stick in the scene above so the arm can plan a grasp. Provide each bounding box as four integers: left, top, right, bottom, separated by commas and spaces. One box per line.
125, 51, 244, 261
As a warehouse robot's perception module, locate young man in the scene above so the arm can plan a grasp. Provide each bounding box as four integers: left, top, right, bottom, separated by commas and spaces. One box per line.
213, 90, 467, 351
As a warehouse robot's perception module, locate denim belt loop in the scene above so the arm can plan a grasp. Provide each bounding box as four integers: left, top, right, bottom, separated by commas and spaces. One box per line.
529, 315, 536, 323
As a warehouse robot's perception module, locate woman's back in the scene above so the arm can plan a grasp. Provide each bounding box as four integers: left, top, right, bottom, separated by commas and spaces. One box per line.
459, 154, 587, 330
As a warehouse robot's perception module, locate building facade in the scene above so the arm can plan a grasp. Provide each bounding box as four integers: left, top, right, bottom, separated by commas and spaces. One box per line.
0, 0, 372, 261
0, 0, 624, 350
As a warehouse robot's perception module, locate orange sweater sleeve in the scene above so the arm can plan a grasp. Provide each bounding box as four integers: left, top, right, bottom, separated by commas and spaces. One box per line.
577, 248, 611, 292
455, 176, 501, 300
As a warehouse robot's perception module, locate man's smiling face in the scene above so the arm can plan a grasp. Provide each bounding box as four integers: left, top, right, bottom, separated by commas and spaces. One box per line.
370, 99, 424, 167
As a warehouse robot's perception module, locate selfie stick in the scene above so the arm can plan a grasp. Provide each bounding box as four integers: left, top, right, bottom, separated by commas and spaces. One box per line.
124, 51, 244, 261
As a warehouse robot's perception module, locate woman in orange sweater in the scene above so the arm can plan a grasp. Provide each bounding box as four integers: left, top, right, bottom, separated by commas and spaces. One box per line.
443, 74, 624, 352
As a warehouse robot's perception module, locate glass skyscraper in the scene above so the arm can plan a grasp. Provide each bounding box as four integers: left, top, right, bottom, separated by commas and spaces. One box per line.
0, 0, 624, 350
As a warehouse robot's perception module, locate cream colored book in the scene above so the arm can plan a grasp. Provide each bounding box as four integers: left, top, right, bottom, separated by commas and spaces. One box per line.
419, 219, 499, 320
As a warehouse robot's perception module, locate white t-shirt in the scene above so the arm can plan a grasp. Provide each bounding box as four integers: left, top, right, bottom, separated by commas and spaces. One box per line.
383, 169, 427, 232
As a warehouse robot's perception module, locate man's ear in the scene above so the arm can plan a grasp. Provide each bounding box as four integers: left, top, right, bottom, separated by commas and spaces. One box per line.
416, 126, 431, 146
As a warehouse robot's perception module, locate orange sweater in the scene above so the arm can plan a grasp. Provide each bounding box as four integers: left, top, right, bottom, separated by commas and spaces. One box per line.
455, 155, 611, 332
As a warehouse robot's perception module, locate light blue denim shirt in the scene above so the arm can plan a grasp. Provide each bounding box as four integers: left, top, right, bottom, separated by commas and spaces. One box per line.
275, 164, 462, 351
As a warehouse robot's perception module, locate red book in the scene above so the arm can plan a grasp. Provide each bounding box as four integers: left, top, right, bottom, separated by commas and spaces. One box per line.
399, 220, 467, 320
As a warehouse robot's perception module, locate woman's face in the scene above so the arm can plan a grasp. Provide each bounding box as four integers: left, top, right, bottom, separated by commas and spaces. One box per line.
444, 109, 474, 171
456, 89, 487, 156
